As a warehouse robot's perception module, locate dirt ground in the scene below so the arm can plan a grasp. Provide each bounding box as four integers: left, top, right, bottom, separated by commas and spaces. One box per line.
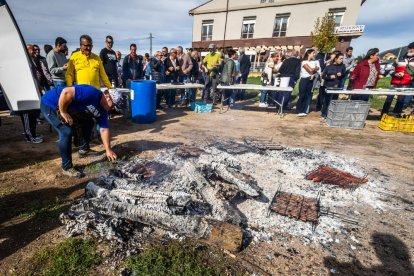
0, 100, 413, 275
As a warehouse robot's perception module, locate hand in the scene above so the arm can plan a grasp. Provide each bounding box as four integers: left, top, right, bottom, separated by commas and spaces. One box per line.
331, 75, 336, 79
106, 149, 117, 162
396, 72, 404, 78
310, 75, 315, 80
337, 72, 342, 77
63, 64, 68, 70
168, 66, 174, 71
60, 112, 73, 126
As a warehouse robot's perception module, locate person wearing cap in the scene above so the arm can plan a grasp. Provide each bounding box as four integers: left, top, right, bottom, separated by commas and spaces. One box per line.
40, 84, 118, 178
202, 43, 222, 103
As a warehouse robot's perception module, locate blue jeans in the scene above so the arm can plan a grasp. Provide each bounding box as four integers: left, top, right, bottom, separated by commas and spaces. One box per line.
260, 90, 267, 103
40, 103, 73, 170
180, 75, 195, 104
41, 103, 91, 170
53, 80, 66, 88
276, 78, 296, 109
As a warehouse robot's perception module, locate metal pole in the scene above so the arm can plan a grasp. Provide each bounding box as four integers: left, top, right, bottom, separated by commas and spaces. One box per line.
147, 33, 154, 56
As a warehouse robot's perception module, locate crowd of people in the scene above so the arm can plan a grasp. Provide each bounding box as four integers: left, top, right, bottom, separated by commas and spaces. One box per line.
258, 43, 414, 119
14, 34, 414, 176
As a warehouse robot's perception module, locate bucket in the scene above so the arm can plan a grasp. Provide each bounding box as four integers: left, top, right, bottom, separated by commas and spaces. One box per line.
279, 77, 290, 88
130, 80, 156, 124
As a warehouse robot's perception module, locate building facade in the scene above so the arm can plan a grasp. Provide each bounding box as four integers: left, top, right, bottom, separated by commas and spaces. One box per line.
189, 0, 365, 55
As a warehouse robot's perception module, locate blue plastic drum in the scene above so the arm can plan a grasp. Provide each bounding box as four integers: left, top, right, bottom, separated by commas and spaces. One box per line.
130, 80, 156, 124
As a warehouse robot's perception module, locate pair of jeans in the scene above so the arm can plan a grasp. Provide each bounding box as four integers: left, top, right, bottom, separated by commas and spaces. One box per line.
239, 73, 249, 100
320, 86, 338, 116
382, 95, 406, 115
203, 74, 218, 102
40, 103, 73, 170
297, 77, 313, 114
180, 75, 194, 105
53, 80, 66, 88
165, 76, 176, 107
41, 103, 92, 170
275, 78, 296, 109
259, 90, 268, 103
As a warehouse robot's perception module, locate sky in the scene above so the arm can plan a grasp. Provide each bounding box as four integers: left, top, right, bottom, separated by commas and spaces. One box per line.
6, 0, 414, 57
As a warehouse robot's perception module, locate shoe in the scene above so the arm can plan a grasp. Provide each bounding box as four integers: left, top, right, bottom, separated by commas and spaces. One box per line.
27, 137, 44, 144
78, 149, 101, 158
62, 168, 85, 178
320, 114, 327, 118
297, 113, 307, 117
259, 102, 268, 107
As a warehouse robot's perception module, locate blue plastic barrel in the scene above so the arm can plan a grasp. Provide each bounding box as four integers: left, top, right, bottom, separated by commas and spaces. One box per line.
130, 80, 157, 124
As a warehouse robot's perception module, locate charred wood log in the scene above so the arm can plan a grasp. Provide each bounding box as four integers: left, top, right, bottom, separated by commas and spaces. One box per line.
71, 198, 243, 252
183, 163, 243, 226
207, 162, 262, 197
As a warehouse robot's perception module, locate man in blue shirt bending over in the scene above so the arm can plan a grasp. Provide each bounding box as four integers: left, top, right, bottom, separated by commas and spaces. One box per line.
41, 84, 118, 177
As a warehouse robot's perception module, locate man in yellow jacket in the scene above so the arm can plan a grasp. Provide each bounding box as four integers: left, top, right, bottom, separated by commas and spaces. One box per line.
66, 34, 112, 89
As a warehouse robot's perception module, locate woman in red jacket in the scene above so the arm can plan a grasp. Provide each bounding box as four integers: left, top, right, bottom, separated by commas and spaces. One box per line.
350, 48, 381, 101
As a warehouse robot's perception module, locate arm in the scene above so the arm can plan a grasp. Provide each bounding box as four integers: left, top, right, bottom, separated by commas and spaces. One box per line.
99, 58, 112, 88
99, 49, 106, 66
58, 87, 75, 125
99, 128, 117, 161
303, 63, 318, 73
65, 58, 75, 86
183, 55, 193, 74
47, 53, 65, 76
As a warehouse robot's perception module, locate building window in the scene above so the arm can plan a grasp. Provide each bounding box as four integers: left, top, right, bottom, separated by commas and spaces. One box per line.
260, 0, 266, 3
273, 13, 290, 37
201, 20, 213, 41
241, 17, 256, 39
329, 8, 346, 27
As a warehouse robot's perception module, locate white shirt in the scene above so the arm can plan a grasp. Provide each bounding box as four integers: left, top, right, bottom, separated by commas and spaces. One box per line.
300, 60, 312, 78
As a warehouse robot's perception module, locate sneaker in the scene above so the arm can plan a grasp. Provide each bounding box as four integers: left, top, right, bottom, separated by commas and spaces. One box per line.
297, 113, 307, 117
62, 168, 85, 178
78, 149, 101, 158
320, 114, 327, 118
259, 102, 268, 107
27, 137, 44, 144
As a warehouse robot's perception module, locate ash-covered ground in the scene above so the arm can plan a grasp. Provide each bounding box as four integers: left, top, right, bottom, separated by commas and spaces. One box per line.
61, 139, 397, 261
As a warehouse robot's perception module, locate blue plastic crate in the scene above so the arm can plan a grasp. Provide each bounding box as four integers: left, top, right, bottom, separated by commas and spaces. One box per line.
194, 102, 212, 113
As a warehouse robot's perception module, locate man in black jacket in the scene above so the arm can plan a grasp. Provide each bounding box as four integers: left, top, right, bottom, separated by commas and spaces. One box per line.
100, 35, 118, 87
238, 48, 251, 100
276, 50, 301, 110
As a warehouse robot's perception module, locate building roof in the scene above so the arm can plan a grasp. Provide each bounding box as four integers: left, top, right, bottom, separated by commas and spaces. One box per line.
189, 0, 361, 15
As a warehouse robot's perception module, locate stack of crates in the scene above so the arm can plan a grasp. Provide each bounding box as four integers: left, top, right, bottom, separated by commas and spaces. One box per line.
326, 100, 371, 129
378, 114, 414, 133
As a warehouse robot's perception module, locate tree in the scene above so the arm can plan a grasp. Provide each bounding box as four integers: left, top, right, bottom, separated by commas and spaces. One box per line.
311, 13, 338, 53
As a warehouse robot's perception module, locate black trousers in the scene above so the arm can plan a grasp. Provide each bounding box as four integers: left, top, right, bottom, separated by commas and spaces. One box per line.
20, 110, 40, 141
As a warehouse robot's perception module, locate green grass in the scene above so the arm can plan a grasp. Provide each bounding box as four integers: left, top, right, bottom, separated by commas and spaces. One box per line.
26, 238, 102, 276
0, 196, 69, 219
125, 240, 247, 276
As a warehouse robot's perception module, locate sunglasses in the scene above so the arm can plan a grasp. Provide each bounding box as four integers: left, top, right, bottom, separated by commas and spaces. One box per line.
106, 41, 113, 44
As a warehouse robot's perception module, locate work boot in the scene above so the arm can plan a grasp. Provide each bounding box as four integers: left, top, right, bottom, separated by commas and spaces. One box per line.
62, 168, 85, 178
78, 149, 101, 158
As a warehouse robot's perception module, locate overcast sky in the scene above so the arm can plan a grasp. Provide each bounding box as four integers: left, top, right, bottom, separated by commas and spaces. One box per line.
7, 0, 414, 56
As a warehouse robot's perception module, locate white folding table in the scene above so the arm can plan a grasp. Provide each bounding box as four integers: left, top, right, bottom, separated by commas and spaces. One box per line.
217, 84, 293, 115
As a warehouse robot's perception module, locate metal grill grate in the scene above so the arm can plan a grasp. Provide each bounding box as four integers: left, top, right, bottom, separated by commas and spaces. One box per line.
269, 188, 320, 224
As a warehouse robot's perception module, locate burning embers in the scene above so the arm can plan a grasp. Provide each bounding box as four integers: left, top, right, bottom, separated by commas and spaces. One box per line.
269, 189, 320, 224
306, 166, 368, 189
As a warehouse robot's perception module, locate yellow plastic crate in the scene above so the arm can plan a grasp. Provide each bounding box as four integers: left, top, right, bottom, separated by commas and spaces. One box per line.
378, 114, 414, 133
